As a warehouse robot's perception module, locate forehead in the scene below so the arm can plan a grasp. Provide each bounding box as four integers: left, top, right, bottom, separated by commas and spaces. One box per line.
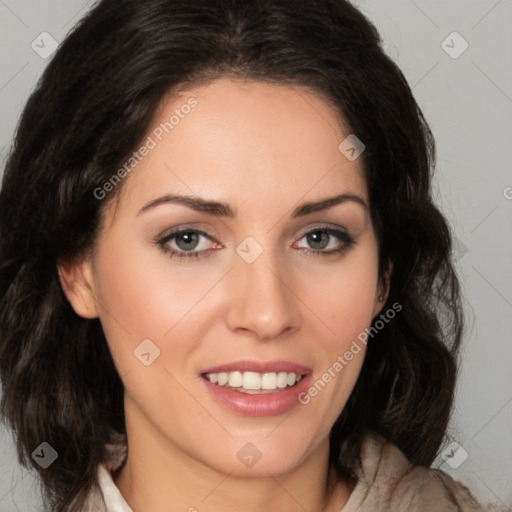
110, 77, 368, 221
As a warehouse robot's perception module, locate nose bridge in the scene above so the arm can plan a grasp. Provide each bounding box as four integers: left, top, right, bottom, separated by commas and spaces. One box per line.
226, 237, 298, 340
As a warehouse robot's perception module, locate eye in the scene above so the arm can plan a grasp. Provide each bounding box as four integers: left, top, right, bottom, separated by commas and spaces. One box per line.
156, 226, 355, 261
294, 227, 355, 256
157, 228, 219, 260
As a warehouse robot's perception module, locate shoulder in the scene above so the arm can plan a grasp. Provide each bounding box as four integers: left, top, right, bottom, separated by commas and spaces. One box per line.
347, 430, 505, 512
82, 431, 132, 512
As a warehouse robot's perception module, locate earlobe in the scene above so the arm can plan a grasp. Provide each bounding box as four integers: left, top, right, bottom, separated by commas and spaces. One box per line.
373, 262, 393, 317
57, 255, 99, 319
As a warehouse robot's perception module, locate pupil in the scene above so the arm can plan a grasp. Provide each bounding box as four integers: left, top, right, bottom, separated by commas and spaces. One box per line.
308, 231, 328, 249
177, 231, 199, 251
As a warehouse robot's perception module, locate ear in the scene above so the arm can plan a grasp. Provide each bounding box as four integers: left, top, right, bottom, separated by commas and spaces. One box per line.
57, 253, 99, 319
372, 261, 393, 317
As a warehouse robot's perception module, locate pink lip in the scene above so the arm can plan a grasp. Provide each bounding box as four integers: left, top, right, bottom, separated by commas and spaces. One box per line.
201, 359, 312, 376
200, 373, 312, 417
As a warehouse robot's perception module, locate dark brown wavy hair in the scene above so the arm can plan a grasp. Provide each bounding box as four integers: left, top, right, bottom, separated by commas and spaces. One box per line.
0, 0, 463, 509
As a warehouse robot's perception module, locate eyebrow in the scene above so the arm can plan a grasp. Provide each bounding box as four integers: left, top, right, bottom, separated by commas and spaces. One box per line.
137, 192, 368, 218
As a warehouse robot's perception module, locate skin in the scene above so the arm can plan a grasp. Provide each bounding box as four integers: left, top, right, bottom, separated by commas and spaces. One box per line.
59, 77, 389, 512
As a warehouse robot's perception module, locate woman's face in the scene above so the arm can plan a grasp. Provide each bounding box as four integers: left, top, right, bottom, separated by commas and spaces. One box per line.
62, 77, 386, 477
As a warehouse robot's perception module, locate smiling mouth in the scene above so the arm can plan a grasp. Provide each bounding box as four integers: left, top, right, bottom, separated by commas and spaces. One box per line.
202, 370, 305, 394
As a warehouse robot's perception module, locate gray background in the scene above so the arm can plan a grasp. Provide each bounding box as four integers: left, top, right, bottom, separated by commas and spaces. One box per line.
0, 0, 511, 510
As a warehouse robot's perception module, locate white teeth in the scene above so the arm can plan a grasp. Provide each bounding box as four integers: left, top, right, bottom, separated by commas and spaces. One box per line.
204, 371, 303, 392
242, 371, 261, 390
276, 371, 288, 388
261, 372, 276, 389
228, 371, 242, 388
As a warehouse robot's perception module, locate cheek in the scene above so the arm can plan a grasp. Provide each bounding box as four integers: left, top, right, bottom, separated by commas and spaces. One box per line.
299, 242, 380, 346
92, 233, 207, 331
297, 238, 379, 404
90, 236, 177, 365
90, 232, 228, 382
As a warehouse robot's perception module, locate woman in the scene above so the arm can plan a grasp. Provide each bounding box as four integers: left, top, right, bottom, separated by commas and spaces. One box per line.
0, 0, 502, 510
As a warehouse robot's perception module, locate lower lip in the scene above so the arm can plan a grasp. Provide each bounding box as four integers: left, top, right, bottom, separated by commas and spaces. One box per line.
201, 374, 312, 417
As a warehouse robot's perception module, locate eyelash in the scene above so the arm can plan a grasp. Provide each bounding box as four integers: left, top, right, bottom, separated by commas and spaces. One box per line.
156, 226, 356, 261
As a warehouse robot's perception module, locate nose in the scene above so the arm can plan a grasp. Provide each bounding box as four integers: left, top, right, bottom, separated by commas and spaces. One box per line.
225, 247, 300, 341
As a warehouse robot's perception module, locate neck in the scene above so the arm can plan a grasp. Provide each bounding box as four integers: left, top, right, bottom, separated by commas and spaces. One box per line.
113, 401, 354, 512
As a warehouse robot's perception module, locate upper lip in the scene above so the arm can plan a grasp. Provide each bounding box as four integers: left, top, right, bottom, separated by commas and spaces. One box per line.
201, 359, 312, 376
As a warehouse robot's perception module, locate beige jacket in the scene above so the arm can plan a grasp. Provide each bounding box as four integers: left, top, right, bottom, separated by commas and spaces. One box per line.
83, 431, 505, 511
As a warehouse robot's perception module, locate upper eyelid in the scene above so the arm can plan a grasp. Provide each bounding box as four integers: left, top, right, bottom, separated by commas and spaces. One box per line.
161, 224, 349, 236
159, 228, 214, 245
295, 224, 350, 238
